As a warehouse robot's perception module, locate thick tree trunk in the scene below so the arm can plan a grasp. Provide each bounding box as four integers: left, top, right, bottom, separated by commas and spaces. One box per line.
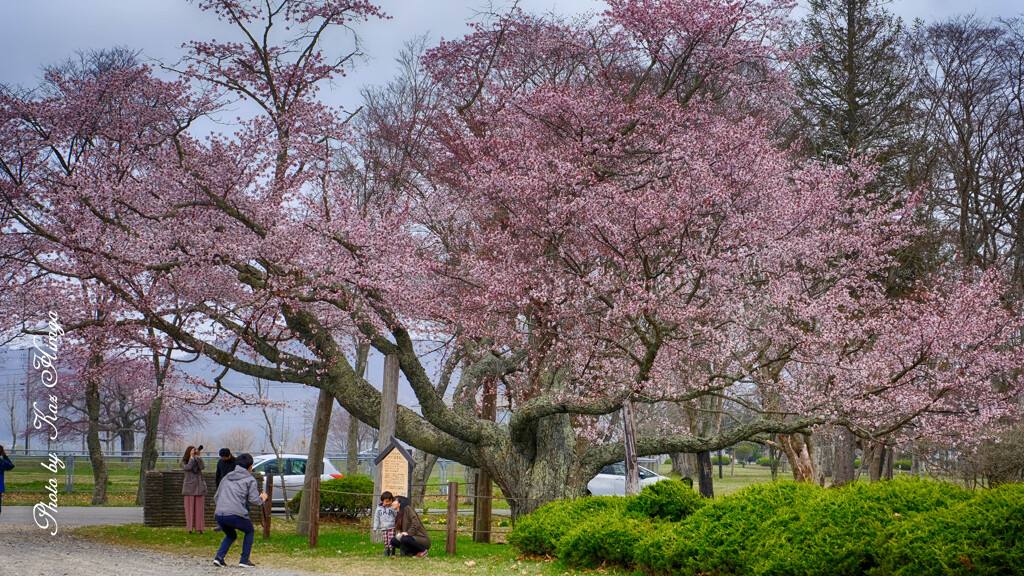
135, 396, 163, 505
492, 414, 584, 520
696, 450, 714, 498
118, 425, 135, 454
410, 451, 439, 509
867, 441, 885, 482
669, 452, 695, 477
776, 433, 817, 483
296, 388, 334, 536
832, 426, 857, 487
86, 371, 109, 505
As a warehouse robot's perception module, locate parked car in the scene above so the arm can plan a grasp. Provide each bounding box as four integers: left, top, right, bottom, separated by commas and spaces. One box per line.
250, 454, 343, 505
586, 462, 668, 496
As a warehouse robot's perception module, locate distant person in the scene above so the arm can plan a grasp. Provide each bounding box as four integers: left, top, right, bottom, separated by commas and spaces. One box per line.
0, 445, 13, 516
390, 495, 430, 558
213, 452, 267, 568
213, 448, 235, 532
181, 445, 208, 534
372, 491, 398, 556
215, 448, 235, 488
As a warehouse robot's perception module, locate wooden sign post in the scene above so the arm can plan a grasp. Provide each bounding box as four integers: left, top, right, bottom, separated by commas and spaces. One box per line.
374, 437, 416, 499
373, 354, 400, 505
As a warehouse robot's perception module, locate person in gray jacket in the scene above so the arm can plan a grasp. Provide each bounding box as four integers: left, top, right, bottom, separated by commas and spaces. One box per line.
212, 453, 267, 568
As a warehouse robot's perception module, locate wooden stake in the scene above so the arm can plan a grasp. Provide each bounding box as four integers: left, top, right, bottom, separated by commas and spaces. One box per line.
446, 481, 459, 555
262, 474, 273, 539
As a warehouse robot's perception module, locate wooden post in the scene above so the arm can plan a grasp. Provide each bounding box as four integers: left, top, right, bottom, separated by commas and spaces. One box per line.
623, 397, 639, 496
297, 389, 333, 536
472, 386, 496, 543
446, 481, 458, 555
308, 476, 320, 548
373, 354, 400, 503
262, 474, 273, 539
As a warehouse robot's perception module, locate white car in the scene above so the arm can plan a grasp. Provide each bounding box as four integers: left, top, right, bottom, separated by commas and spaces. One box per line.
586, 462, 668, 496
250, 454, 343, 504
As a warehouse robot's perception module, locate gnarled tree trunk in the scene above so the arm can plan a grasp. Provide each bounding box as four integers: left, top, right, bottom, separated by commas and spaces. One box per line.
85, 356, 109, 505
775, 432, 818, 483
832, 426, 858, 487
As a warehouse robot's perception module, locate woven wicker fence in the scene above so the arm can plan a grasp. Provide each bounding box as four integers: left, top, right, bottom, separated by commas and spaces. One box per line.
143, 470, 265, 528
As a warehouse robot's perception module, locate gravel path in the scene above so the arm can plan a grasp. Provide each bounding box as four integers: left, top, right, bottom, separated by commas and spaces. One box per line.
0, 525, 319, 576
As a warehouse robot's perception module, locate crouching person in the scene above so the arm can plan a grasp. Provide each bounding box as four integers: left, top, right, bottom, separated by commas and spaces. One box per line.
390, 496, 431, 558
213, 453, 268, 568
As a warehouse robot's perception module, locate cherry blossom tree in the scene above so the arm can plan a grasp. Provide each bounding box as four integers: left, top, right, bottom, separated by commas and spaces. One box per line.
1, 0, 1020, 516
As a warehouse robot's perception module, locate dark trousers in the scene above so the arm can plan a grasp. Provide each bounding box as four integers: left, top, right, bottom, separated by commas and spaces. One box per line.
215, 514, 255, 562
391, 534, 427, 556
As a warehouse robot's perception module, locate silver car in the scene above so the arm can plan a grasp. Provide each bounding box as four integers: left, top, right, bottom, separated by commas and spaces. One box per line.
250, 454, 342, 505
586, 462, 668, 496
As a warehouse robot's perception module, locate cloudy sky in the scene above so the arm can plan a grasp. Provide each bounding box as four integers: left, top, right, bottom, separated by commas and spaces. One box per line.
0, 0, 1020, 448
1, 0, 1021, 103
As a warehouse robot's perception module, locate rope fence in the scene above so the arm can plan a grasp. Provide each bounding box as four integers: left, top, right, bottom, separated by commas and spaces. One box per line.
295, 481, 530, 551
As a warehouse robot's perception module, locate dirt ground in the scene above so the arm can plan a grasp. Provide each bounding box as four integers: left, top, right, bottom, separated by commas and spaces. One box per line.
0, 525, 317, 576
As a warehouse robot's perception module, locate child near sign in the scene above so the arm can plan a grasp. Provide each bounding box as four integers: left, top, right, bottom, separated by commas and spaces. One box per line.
372, 491, 398, 556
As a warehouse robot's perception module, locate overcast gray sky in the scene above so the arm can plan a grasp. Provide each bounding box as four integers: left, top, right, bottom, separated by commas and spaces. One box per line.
1, 0, 1020, 449
1, 0, 1021, 104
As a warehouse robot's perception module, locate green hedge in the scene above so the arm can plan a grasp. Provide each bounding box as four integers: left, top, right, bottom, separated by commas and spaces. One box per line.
625, 479, 704, 522
659, 481, 824, 575
711, 455, 732, 465
507, 495, 627, 556
756, 477, 973, 576
287, 475, 373, 518
557, 510, 654, 569
873, 483, 1024, 575
510, 478, 1022, 576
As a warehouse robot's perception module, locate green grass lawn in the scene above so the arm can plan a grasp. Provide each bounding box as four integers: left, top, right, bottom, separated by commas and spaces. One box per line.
6, 460, 790, 506
675, 463, 787, 496
76, 518, 631, 576
2, 491, 140, 506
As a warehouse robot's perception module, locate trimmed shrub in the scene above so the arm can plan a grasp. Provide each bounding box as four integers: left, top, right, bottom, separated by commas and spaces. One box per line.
515, 478, 1015, 576
873, 483, 1024, 576
667, 479, 827, 573
633, 521, 691, 575
557, 509, 657, 569
508, 496, 626, 556
757, 477, 971, 576
711, 455, 732, 465
893, 460, 912, 471
757, 457, 775, 466
287, 474, 374, 518
625, 479, 704, 522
